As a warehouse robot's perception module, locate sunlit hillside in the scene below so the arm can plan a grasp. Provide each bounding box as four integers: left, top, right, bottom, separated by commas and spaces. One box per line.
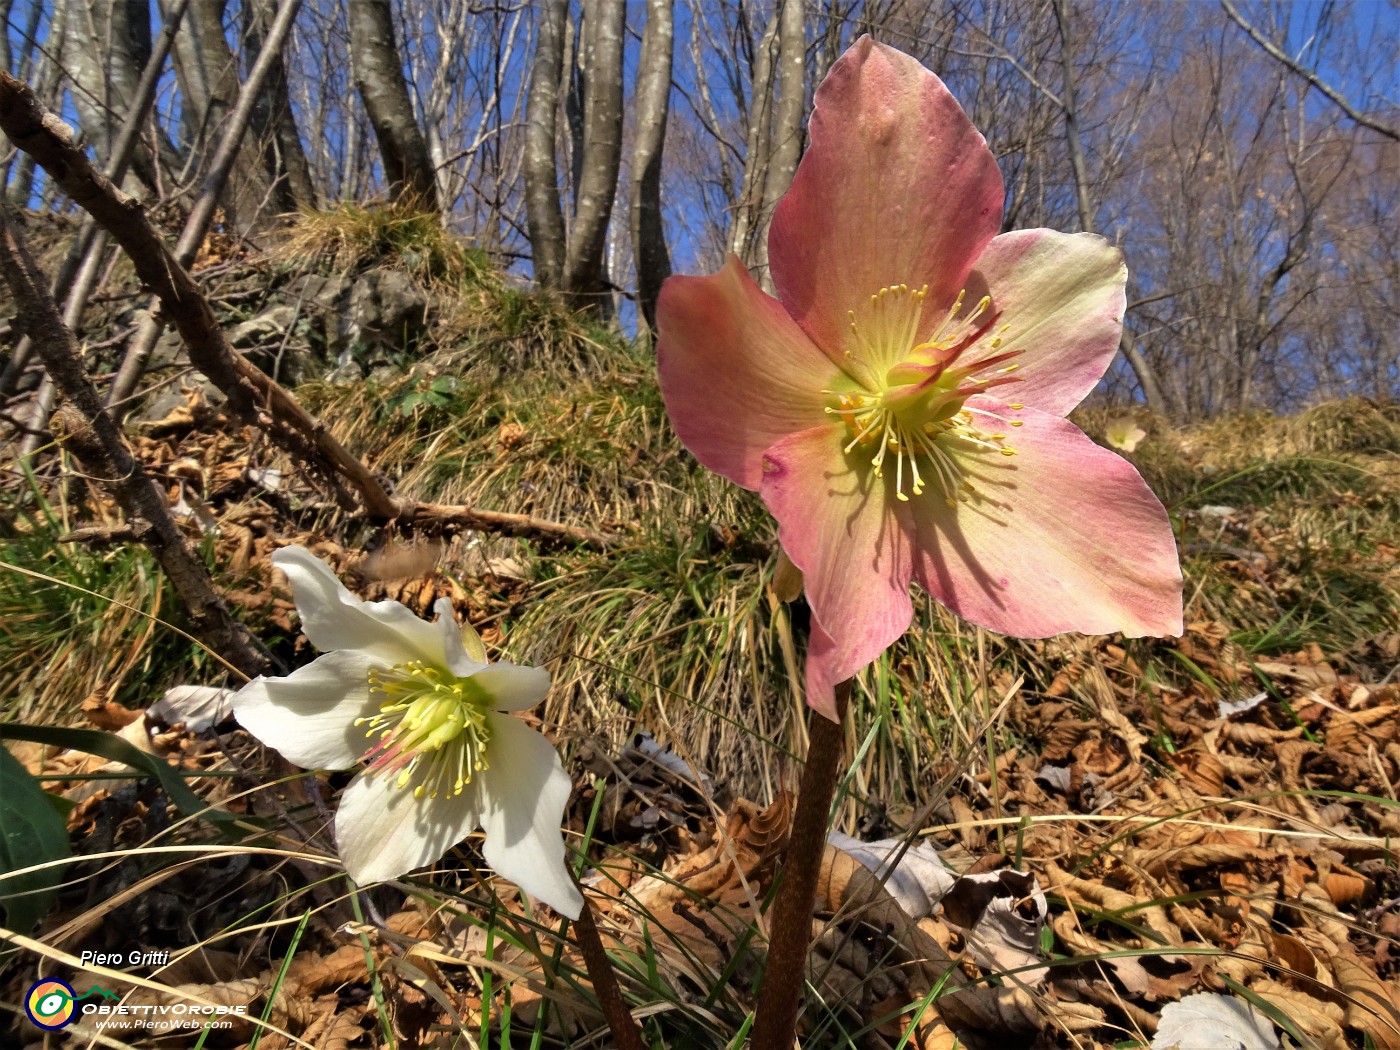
3, 215, 1397, 1047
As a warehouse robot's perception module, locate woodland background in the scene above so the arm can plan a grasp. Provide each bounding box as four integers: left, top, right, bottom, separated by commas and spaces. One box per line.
1, 0, 1397, 422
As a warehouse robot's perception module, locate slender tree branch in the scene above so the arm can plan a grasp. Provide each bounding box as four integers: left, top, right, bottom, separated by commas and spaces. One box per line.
1220, 0, 1399, 142
1050, 0, 1176, 418
0, 203, 276, 681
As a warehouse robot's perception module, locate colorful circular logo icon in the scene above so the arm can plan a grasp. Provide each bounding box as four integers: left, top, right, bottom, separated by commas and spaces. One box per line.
25, 979, 78, 1030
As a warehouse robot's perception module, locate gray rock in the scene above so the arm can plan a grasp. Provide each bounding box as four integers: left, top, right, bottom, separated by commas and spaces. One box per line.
286, 267, 426, 379
345, 268, 427, 365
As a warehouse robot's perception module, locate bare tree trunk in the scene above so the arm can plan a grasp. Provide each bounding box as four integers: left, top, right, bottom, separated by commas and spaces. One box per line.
6, 0, 62, 207
349, 0, 438, 210
563, 14, 585, 211
245, 0, 317, 208
107, 0, 305, 411
1051, 0, 1176, 418
630, 0, 673, 335
165, 0, 277, 231
61, 0, 182, 196
0, 0, 10, 75
2, 1, 32, 200
563, 0, 624, 312
750, 0, 804, 290
525, 0, 568, 290
727, 12, 777, 269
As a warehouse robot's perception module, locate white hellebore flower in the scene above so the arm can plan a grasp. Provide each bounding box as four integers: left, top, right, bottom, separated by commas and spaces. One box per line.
1104, 417, 1148, 453
233, 546, 583, 918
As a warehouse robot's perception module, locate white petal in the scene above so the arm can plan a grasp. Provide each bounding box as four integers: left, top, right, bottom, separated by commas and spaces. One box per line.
472, 663, 552, 712
478, 714, 582, 918
271, 546, 451, 667
233, 649, 377, 769
433, 596, 487, 678
334, 770, 483, 885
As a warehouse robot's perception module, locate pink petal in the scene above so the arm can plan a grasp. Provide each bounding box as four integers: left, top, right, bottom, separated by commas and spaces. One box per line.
908, 403, 1183, 638
961, 230, 1127, 416
657, 256, 834, 489
769, 37, 1003, 368
758, 424, 914, 718
804, 622, 852, 723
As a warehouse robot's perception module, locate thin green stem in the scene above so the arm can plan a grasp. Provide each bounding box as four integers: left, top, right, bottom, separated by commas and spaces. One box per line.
750, 679, 852, 1050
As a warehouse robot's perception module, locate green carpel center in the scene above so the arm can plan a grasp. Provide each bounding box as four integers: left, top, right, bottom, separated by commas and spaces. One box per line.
356, 660, 493, 799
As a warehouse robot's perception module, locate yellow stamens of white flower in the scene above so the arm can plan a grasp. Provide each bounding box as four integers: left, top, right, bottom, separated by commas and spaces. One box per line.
356, 661, 492, 799
827, 284, 1025, 502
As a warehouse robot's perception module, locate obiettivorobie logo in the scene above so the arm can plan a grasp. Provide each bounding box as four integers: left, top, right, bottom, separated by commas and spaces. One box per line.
24, 979, 118, 1030
24, 977, 246, 1032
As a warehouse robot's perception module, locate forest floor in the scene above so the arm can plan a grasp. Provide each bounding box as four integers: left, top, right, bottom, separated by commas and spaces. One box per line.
2, 222, 1398, 1049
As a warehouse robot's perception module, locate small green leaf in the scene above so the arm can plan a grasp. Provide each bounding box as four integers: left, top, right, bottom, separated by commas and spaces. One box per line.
0, 723, 238, 831
0, 744, 71, 933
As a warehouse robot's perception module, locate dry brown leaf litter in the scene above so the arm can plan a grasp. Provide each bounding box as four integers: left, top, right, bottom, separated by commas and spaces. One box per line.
5, 395, 1398, 1047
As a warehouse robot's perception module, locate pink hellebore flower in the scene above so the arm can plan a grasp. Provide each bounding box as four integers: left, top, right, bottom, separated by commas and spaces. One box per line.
657, 38, 1183, 721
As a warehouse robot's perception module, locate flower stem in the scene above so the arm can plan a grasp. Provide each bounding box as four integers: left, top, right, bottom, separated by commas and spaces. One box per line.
750, 679, 852, 1050
571, 885, 647, 1050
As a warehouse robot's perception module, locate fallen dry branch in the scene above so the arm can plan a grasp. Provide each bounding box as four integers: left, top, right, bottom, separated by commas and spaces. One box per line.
56, 522, 152, 546
0, 204, 276, 680
400, 499, 617, 550
0, 72, 616, 553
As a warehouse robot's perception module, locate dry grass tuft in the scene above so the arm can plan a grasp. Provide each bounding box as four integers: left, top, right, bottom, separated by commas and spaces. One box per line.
1289, 396, 1400, 455
271, 200, 485, 287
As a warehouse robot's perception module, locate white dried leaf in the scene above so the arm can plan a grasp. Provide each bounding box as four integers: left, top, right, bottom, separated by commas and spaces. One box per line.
244, 467, 283, 491
1152, 993, 1281, 1050
483, 556, 531, 581
151, 685, 237, 731
1197, 505, 1240, 519
1219, 691, 1268, 719
829, 834, 1050, 986
1035, 764, 1073, 793
826, 832, 955, 920
623, 732, 713, 794
940, 869, 1048, 984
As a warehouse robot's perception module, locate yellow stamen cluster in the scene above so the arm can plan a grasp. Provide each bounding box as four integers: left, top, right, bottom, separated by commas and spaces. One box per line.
829, 284, 1025, 503
355, 661, 492, 799
844, 284, 929, 379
